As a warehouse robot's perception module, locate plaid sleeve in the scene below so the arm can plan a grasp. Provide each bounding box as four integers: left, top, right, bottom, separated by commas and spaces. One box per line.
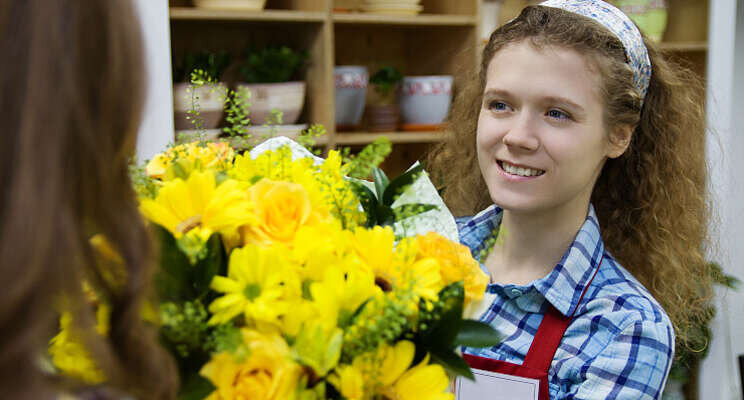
565, 317, 674, 400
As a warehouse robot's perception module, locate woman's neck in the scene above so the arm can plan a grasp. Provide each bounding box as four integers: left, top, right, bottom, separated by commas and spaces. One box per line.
484, 203, 590, 285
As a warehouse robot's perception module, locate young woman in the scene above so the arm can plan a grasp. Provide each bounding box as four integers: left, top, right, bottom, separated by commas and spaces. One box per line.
0, 1, 177, 398
428, 1, 711, 399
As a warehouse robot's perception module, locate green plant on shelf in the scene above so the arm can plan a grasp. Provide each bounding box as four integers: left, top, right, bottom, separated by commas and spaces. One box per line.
184, 69, 217, 138
172, 50, 232, 84
369, 66, 403, 105
239, 45, 309, 83
223, 86, 252, 138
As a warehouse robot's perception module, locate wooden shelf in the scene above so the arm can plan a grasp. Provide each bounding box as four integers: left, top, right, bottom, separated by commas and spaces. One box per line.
169, 7, 326, 22
332, 13, 477, 26
658, 41, 708, 52
334, 131, 445, 145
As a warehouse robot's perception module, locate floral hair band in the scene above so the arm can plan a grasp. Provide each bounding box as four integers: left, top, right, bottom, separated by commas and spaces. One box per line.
539, 0, 652, 101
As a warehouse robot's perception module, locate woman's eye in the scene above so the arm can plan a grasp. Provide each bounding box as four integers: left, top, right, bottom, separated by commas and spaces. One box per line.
488, 101, 509, 111
547, 109, 570, 120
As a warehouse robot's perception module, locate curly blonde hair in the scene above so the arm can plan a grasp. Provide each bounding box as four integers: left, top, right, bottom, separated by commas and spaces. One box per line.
427, 6, 712, 349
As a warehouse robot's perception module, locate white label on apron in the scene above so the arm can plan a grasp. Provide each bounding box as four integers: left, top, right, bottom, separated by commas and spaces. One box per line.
455, 369, 539, 400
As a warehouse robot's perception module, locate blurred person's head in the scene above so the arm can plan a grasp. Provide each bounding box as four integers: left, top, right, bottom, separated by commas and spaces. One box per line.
0, 1, 177, 398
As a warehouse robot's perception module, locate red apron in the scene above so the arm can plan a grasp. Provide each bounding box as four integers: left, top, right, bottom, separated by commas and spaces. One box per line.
457, 256, 602, 400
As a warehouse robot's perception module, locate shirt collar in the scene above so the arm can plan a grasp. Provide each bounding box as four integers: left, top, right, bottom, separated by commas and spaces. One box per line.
458, 204, 605, 317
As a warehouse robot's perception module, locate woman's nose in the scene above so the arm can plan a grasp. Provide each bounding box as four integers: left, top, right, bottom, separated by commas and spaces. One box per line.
502, 114, 539, 151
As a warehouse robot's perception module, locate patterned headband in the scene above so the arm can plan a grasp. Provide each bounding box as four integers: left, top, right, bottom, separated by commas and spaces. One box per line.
539, 0, 652, 100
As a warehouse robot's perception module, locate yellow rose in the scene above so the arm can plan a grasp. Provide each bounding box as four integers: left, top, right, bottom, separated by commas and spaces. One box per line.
416, 232, 488, 305
241, 179, 321, 246
201, 329, 301, 400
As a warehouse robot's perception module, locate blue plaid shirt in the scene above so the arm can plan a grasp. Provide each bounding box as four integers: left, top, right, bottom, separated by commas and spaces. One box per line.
457, 205, 674, 399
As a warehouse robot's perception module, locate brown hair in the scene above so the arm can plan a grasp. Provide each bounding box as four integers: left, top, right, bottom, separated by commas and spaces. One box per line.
0, 1, 177, 398
427, 6, 711, 349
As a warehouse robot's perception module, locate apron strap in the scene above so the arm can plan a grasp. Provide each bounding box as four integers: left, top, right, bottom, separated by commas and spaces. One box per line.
522, 253, 605, 372
522, 306, 570, 371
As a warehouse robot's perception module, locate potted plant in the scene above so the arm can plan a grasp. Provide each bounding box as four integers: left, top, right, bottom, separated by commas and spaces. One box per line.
236, 45, 309, 126
366, 66, 403, 132
662, 263, 740, 400
172, 51, 231, 135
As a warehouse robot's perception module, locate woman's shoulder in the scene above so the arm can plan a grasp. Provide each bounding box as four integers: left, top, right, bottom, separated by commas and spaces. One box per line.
585, 252, 672, 327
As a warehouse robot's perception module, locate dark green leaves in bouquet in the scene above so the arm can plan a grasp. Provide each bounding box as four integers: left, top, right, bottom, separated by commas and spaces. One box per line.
381, 164, 423, 205
178, 373, 215, 400
154, 225, 194, 302
454, 320, 502, 348
430, 347, 475, 380
192, 233, 226, 297
153, 225, 226, 302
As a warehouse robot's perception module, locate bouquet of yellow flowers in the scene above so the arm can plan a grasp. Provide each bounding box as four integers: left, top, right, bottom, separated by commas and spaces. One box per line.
50, 136, 497, 399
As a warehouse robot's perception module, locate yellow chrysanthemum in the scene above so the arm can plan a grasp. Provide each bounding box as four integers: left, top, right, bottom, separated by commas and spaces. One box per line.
328, 364, 365, 400
290, 223, 351, 282
146, 141, 234, 180
201, 329, 301, 400
310, 263, 379, 330
336, 341, 452, 400
48, 306, 110, 384
416, 232, 488, 304
207, 245, 298, 326
353, 226, 397, 289
139, 171, 255, 261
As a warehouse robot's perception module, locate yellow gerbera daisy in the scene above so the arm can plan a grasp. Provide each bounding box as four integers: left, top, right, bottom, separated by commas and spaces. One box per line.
207, 245, 297, 326
139, 171, 255, 261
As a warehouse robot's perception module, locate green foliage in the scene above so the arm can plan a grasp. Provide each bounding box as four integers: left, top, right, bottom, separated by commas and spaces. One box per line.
222, 86, 252, 137
160, 300, 210, 358
297, 124, 328, 156
370, 66, 403, 97
153, 227, 225, 302
185, 69, 224, 134
239, 45, 309, 83
292, 325, 343, 378
341, 138, 392, 179
351, 164, 438, 228
129, 157, 159, 199
206, 323, 243, 355
669, 262, 740, 383
173, 51, 232, 83
414, 283, 500, 380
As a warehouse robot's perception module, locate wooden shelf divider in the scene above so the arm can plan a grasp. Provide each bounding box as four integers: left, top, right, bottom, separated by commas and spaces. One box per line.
332, 13, 477, 26
169, 7, 326, 22
658, 41, 708, 52
334, 132, 446, 145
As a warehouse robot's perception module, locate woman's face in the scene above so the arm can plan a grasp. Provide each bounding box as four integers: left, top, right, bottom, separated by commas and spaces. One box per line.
476, 41, 621, 217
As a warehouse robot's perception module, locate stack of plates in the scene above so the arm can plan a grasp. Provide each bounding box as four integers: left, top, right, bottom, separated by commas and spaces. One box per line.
360, 0, 423, 15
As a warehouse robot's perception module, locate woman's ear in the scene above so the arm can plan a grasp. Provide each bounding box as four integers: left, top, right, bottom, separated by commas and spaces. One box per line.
607, 124, 633, 158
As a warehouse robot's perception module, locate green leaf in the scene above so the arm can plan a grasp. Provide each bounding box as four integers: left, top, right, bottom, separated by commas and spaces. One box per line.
430, 348, 474, 380
178, 373, 216, 400
425, 282, 465, 349
382, 164, 424, 205
392, 203, 438, 221
350, 180, 379, 227
372, 167, 390, 200
153, 225, 194, 302
454, 320, 502, 348
376, 205, 396, 227
192, 233, 226, 296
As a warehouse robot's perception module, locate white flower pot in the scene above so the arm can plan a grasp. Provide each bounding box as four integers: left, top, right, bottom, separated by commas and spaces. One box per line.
398, 75, 453, 126
334, 66, 368, 130
173, 82, 227, 130
236, 81, 306, 125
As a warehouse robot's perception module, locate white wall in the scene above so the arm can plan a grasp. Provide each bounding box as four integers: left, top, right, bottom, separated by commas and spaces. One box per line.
700, 0, 744, 399
134, 0, 173, 162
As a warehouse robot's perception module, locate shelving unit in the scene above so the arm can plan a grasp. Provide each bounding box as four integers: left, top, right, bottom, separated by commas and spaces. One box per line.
168, 0, 709, 175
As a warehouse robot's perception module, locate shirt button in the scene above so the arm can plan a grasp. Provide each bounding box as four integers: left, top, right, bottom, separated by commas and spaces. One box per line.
510, 288, 523, 297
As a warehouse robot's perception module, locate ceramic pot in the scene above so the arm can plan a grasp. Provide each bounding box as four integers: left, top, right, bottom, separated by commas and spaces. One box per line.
173, 82, 227, 130
366, 104, 399, 132
192, 0, 267, 11
334, 66, 368, 130
612, 0, 668, 42
236, 81, 306, 125
398, 75, 453, 126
